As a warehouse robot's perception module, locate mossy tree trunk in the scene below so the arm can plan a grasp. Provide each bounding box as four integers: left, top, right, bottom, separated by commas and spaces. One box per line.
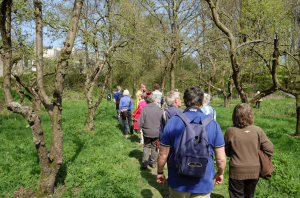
0, 0, 84, 197
161, 50, 176, 94
84, 66, 111, 131
83, 40, 125, 131
296, 94, 300, 136
249, 37, 280, 106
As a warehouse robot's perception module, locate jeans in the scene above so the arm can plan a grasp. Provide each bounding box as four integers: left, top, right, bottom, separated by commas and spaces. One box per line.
116, 110, 122, 123
122, 111, 133, 135
142, 136, 158, 166
255, 101, 261, 108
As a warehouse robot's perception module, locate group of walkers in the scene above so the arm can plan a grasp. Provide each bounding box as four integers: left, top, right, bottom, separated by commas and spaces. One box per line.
113, 84, 273, 198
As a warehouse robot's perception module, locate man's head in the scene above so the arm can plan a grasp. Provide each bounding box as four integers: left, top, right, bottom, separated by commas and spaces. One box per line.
123, 89, 130, 96
154, 83, 160, 90
257, 91, 260, 94
116, 86, 121, 92
166, 91, 181, 108
232, 103, 254, 128
140, 84, 146, 91
183, 86, 204, 107
174, 88, 178, 92
203, 93, 211, 105
146, 94, 157, 104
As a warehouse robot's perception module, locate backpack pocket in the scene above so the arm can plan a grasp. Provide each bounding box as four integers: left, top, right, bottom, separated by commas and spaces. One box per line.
178, 155, 208, 177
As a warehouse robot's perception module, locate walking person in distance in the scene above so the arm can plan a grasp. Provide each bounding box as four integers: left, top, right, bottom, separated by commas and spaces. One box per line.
119, 89, 134, 138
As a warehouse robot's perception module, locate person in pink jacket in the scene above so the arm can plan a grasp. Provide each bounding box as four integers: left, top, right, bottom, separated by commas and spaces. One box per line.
132, 93, 147, 144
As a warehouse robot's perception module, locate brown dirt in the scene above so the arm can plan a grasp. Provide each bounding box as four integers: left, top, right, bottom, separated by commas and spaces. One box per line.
4, 186, 35, 198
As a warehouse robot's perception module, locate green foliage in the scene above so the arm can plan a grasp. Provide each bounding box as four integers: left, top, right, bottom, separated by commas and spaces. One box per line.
239, 0, 292, 40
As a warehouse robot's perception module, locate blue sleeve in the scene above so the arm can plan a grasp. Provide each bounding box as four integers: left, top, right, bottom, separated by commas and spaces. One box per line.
130, 98, 133, 110
113, 93, 118, 100
212, 122, 225, 148
119, 98, 123, 110
160, 120, 171, 147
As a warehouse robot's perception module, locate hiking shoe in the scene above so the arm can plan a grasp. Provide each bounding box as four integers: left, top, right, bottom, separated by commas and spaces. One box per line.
149, 164, 156, 168
141, 165, 147, 170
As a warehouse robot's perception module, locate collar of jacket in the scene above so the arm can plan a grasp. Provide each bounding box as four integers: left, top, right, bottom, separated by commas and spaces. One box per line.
184, 106, 202, 113
146, 103, 160, 108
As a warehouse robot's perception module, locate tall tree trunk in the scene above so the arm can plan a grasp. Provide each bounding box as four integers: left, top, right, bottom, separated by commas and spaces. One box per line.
35, 98, 41, 111
161, 51, 176, 94
109, 69, 113, 93
208, 77, 211, 95
206, 0, 248, 103
108, 0, 113, 94
36, 0, 84, 196
296, 94, 300, 136
170, 59, 175, 91
85, 107, 96, 131
84, 63, 111, 131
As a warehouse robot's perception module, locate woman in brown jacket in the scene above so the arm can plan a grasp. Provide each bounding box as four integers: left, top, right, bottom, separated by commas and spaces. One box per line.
225, 103, 273, 198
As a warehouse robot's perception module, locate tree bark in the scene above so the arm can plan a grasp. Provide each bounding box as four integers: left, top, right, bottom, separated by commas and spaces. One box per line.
249, 37, 280, 106
161, 51, 176, 94
170, 58, 175, 91
35, 0, 84, 196
205, 0, 247, 103
296, 94, 300, 136
1, 1, 51, 197
83, 40, 125, 131
84, 66, 111, 131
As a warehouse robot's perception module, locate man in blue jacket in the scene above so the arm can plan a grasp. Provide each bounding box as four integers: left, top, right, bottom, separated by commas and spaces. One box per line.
119, 89, 133, 138
113, 86, 123, 123
156, 86, 226, 197
159, 90, 183, 138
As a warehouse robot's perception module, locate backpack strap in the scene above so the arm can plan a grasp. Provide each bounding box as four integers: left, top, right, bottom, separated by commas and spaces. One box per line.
201, 116, 214, 127
176, 112, 192, 126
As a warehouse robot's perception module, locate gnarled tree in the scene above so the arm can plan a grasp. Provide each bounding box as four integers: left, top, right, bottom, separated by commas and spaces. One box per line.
0, 0, 84, 196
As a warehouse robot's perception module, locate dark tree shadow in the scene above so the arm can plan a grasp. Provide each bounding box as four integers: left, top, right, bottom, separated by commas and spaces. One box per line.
141, 189, 154, 198
55, 135, 85, 186
128, 134, 140, 143
117, 122, 124, 132
129, 149, 169, 198
211, 193, 225, 198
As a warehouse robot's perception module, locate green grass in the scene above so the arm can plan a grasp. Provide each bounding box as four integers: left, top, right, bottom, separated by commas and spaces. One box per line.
0, 91, 299, 197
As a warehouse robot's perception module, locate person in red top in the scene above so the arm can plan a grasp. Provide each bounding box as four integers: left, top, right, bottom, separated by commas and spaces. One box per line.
132, 93, 147, 145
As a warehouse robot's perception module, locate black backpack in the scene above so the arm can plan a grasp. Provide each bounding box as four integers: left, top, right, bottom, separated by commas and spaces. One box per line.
116, 94, 123, 110
174, 112, 213, 177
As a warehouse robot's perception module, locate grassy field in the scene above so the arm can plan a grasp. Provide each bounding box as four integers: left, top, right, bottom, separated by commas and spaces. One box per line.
0, 91, 300, 197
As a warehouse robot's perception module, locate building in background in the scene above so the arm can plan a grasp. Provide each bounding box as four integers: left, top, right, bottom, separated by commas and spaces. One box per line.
0, 46, 95, 77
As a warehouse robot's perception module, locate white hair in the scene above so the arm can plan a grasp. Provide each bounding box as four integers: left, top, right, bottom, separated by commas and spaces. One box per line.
166, 91, 180, 106
146, 94, 157, 103
116, 86, 121, 91
123, 89, 129, 96
204, 93, 211, 105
